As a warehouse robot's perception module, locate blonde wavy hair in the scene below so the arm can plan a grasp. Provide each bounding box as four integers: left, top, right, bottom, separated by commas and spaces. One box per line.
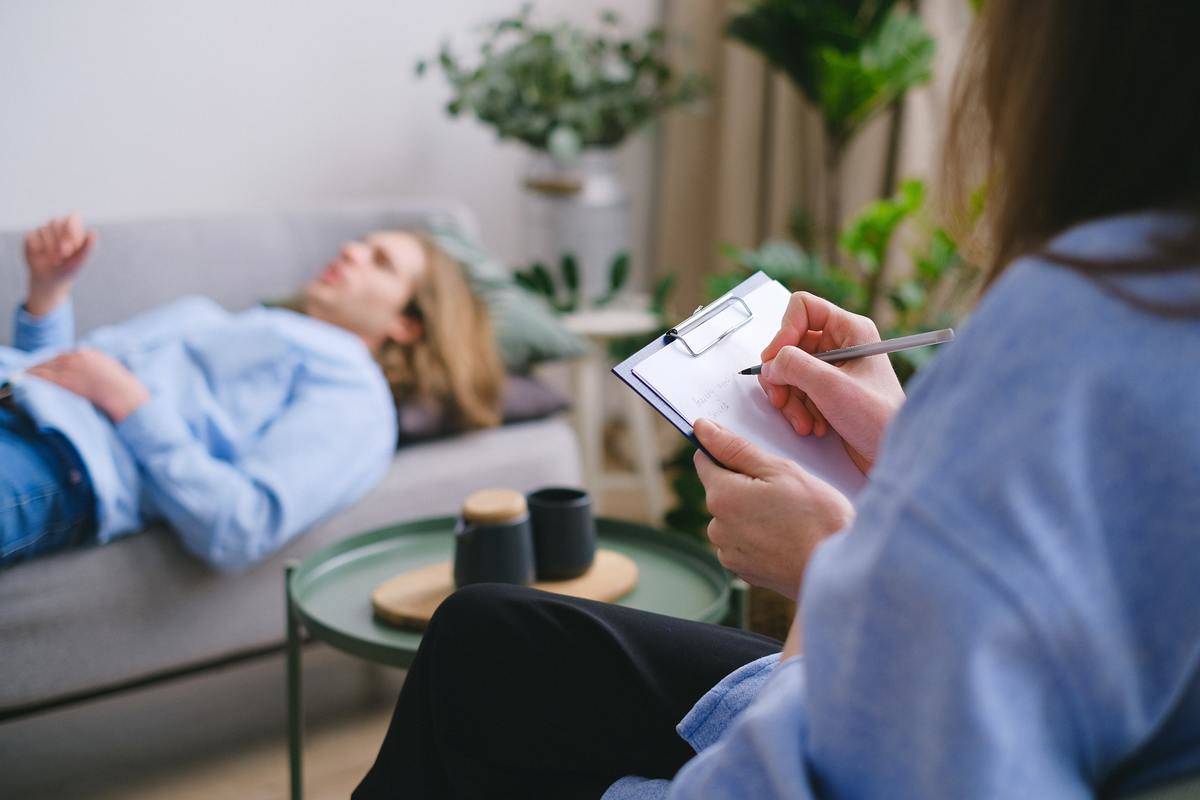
376, 233, 505, 431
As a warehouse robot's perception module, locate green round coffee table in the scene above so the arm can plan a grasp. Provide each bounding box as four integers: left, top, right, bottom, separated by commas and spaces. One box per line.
283, 516, 741, 800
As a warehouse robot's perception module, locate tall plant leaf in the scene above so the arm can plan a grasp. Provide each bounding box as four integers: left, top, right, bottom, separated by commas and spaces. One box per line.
560, 253, 580, 293
727, 2, 933, 148
726, 0, 903, 103
607, 252, 630, 293
840, 178, 925, 273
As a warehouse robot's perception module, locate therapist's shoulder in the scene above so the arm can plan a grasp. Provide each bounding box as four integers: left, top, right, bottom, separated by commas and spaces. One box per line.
879, 242, 1199, 485
918, 243, 1198, 406
969, 211, 1200, 369
897, 256, 1111, 426
980, 254, 1122, 334
880, 241, 1200, 522
972, 243, 1200, 391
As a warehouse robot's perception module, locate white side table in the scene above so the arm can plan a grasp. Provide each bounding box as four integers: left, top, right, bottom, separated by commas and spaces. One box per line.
562, 304, 667, 523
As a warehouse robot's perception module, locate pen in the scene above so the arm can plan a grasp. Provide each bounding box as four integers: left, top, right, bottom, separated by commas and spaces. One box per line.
737, 328, 955, 375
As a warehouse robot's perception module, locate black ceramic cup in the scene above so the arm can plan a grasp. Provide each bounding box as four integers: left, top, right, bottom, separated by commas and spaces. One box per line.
453, 489, 536, 588
528, 487, 596, 581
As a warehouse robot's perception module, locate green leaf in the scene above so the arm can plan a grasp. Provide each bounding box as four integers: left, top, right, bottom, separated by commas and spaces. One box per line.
969, 183, 988, 221
651, 274, 676, 313
915, 228, 961, 281
560, 253, 579, 293
608, 252, 630, 293
788, 207, 815, 250
531, 263, 556, 298
815, 46, 882, 143
717, 241, 746, 263
705, 272, 745, 301
513, 271, 540, 294
862, 12, 935, 93
730, 240, 809, 276
726, 0, 902, 106
840, 178, 925, 273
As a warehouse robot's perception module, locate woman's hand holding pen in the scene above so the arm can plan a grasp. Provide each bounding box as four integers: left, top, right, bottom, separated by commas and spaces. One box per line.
758, 292, 905, 473
23, 213, 96, 317
688, 293, 903, 600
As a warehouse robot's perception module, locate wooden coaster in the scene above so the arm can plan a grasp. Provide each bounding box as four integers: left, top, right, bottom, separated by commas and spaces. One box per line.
371, 549, 639, 632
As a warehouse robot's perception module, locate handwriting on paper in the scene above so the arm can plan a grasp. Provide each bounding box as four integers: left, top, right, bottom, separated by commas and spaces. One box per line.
692, 377, 733, 418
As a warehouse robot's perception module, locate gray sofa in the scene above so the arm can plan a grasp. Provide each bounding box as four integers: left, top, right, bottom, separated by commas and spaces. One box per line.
0, 200, 582, 719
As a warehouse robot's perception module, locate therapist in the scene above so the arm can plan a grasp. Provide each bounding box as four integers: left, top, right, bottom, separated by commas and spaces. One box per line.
355, 2, 1200, 798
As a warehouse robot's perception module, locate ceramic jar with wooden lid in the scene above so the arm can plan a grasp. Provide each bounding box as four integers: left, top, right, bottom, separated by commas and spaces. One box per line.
453, 489, 536, 587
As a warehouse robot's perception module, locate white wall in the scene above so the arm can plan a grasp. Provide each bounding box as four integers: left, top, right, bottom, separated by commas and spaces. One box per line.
0, 0, 661, 278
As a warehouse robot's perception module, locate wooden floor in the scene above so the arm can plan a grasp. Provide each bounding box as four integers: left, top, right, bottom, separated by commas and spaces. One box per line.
91, 707, 394, 800
1, 485, 661, 800
101, 704, 395, 800
1, 640, 400, 799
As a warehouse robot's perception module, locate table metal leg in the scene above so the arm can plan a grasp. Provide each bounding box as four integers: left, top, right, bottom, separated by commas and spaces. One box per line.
286, 561, 304, 800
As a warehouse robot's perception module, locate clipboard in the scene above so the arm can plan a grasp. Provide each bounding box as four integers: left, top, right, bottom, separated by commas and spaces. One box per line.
611, 271, 772, 462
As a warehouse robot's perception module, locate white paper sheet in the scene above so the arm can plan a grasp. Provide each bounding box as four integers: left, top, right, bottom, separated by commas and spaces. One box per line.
634, 280, 867, 499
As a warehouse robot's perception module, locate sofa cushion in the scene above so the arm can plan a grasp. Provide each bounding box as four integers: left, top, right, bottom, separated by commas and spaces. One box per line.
397, 373, 570, 445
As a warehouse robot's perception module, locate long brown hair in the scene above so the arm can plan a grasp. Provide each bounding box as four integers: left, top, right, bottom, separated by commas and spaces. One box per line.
376, 233, 505, 431
942, 2, 1200, 289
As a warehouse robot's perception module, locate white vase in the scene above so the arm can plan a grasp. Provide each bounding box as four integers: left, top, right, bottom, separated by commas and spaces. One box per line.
521, 149, 631, 307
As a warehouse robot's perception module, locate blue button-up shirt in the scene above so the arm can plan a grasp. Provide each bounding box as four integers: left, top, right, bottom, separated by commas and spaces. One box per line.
605, 212, 1200, 798
1, 296, 395, 570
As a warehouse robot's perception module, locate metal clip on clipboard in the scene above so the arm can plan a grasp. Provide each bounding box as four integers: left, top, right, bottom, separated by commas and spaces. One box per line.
666, 296, 754, 357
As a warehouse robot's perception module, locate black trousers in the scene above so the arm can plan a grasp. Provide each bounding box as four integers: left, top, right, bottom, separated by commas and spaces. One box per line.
354, 583, 781, 800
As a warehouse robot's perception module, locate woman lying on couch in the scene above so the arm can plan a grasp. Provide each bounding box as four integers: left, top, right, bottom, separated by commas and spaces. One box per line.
0, 214, 504, 569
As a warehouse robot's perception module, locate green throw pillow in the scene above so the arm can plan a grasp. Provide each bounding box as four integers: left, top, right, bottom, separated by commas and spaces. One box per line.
428, 224, 587, 371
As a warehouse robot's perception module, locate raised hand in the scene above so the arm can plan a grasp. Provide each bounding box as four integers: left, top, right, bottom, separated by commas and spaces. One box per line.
757, 292, 905, 473
23, 213, 96, 316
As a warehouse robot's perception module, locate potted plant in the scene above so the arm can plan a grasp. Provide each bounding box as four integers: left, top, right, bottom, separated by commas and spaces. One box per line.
726, 0, 935, 263
420, 6, 705, 305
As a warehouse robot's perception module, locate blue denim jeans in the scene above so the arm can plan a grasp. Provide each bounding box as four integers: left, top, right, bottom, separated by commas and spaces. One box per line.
0, 404, 97, 566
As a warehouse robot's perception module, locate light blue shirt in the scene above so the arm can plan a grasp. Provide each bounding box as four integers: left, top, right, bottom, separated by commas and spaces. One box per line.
606, 211, 1200, 798
1, 296, 396, 570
